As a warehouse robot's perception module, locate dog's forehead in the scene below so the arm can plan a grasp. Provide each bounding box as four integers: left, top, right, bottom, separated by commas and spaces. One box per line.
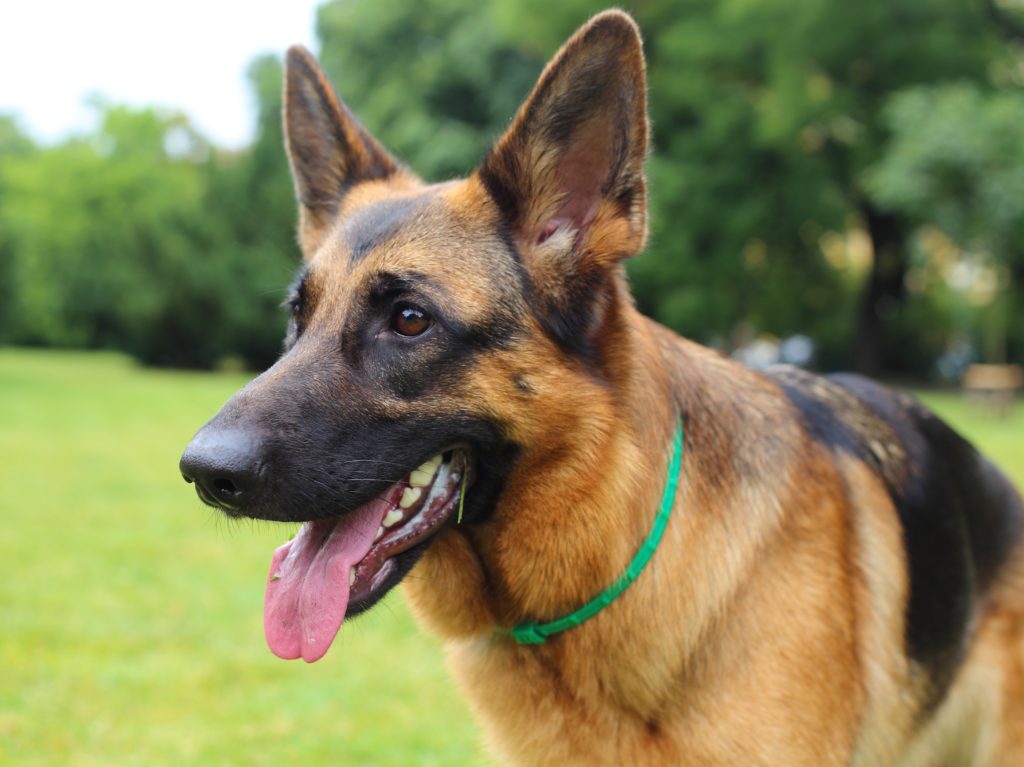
310, 180, 519, 307
339, 195, 430, 264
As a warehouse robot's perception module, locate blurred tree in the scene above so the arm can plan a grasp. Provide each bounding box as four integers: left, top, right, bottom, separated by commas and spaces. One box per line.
867, 83, 1024, 365
0, 106, 215, 358
315, 0, 543, 180
198, 54, 299, 369
0, 83, 298, 368
0, 115, 35, 342
0, 115, 33, 156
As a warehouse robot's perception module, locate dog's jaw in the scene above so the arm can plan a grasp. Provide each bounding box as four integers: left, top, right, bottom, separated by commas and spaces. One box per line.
263, 450, 470, 662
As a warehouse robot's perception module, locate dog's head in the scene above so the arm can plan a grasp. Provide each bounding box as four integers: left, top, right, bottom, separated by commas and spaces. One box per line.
179, 10, 648, 662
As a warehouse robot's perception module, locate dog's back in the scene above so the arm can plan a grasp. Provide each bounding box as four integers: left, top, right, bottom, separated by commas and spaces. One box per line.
772, 365, 1023, 696
764, 365, 1024, 762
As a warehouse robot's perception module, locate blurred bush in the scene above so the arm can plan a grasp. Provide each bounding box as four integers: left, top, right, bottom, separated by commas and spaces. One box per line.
0, 59, 295, 369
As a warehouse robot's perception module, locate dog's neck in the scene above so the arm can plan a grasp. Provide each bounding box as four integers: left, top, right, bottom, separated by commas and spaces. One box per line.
404, 291, 680, 641
402, 299, 806, 729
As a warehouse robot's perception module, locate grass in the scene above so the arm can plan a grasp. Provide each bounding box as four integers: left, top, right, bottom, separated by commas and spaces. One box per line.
1, 348, 1021, 767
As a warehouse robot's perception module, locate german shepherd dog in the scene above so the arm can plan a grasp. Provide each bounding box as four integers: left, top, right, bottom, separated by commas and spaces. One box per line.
180, 10, 1024, 765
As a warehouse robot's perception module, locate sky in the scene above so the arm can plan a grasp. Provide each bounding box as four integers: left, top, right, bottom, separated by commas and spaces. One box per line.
0, 0, 323, 149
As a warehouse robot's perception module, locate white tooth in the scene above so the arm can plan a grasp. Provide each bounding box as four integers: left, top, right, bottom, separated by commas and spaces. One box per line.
409, 454, 443, 487
409, 469, 433, 488
400, 486, 422, 509
419, 454, 443, 474
383, 508, 404, 528
349, 568, 356, 586
375, 526, 384, 541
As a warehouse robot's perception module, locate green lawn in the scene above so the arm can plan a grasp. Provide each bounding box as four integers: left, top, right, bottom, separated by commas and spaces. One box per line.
1, 349, 1022, 767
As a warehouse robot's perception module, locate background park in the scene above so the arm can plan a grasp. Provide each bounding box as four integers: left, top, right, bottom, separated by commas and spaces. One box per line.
2, 0, 1023, 764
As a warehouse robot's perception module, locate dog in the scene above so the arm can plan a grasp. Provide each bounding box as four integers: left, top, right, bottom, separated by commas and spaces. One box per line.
180, 10, 1024, 765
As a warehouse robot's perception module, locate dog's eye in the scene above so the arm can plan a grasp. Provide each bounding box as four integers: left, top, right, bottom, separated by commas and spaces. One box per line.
391, 304, 432, 337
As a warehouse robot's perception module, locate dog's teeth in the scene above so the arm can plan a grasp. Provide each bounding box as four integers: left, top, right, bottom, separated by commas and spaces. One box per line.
409, 469, 433, 488
420, 454, 443, 473
383, 508, 404, 528
409, 454, 443, 488
400, 486, 422, 509
349, 568, 356, 586
375, 526, 384, 542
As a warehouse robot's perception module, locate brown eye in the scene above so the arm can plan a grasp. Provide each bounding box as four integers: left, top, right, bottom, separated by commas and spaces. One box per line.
391, 304, 432, 337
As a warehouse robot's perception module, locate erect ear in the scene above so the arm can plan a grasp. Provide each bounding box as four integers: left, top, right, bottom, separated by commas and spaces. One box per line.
477, 10, 648, 276
283, 46, 404, 256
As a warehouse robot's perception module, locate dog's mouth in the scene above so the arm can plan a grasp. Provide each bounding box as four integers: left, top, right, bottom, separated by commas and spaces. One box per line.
263, 449, 470, 663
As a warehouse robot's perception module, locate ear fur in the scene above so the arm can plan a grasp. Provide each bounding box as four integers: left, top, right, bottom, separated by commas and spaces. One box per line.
477, 11, 649, 269
283, 46, 403, 255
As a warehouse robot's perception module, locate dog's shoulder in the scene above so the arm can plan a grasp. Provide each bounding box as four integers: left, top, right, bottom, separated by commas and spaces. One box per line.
765, 365, 1024, 701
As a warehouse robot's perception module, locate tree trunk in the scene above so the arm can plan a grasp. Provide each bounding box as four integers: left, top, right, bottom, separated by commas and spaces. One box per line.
853, 204, 907, 376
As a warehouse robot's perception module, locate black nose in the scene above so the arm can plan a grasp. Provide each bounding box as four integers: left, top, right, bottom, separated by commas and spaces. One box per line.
179, 427, 266, 513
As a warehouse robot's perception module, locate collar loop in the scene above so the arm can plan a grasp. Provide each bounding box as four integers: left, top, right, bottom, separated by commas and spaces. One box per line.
503, 417, 684, 645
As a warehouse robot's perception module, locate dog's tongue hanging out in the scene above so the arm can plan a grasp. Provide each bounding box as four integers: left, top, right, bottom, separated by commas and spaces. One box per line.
263, 498, 391, 662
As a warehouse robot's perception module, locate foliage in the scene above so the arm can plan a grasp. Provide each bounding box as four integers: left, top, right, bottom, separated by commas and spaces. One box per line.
196, 55, 300, 370
0, 79, 298, 369
869, 84, 1024, 247
0, 115, 35, 337
315, 0, 543, 180
2, 108, 208, 352
866, 83, 1024, 362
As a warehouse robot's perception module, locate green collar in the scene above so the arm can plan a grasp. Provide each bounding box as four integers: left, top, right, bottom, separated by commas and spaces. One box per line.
503, 417, 684, 645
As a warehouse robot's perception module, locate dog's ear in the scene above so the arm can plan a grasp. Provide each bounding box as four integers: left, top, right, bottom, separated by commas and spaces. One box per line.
283, 46, 402, 255
477, 11, 648, 274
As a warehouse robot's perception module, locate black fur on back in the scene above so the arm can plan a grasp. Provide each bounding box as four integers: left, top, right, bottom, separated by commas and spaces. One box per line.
769, 366, 1024, 707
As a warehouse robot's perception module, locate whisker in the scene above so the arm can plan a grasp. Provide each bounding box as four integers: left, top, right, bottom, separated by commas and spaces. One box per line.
326, 477, 400, 483
336, 459, 412, 467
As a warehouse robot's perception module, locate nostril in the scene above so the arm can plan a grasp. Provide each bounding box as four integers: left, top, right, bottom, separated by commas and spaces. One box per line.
180, 427, 267, 513
214, 478, 239, 496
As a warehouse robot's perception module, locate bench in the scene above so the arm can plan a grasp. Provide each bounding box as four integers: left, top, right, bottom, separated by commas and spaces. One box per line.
962, 364, 1023, 416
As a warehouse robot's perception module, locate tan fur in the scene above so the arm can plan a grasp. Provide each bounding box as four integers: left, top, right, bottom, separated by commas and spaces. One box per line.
402, 293, 1024, 767
269, 10, 1024, 765
406, 322, 870, 765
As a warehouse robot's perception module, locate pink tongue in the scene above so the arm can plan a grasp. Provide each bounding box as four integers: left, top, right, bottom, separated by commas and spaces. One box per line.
264, 498, 390, 662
